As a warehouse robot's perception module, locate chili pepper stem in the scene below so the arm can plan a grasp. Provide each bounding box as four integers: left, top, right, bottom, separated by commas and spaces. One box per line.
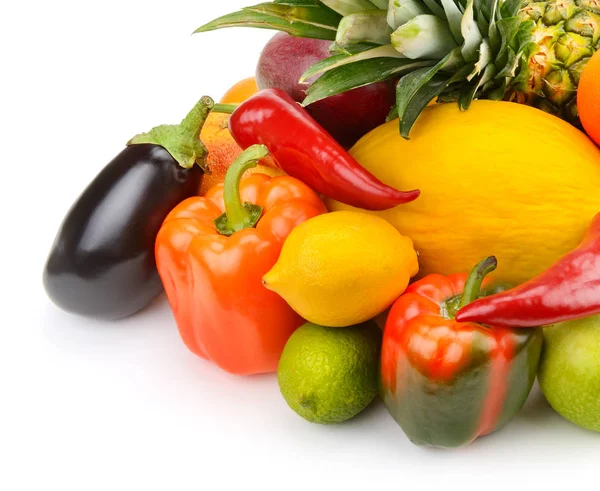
127, 96, 215, 171
212, 103, 239, 114
458, 256, 498, 309
214, 145, 269, 236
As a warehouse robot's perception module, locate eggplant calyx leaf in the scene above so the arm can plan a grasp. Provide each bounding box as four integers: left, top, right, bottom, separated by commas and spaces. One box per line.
128, 96, 214, 172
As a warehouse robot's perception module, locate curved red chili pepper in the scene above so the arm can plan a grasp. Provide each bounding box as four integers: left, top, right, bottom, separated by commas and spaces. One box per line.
456, 213, 600, 327
227, 88, 420, 211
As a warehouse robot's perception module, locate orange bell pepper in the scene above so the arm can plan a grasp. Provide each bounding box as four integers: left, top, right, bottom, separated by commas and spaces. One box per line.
156, 145, 326, 375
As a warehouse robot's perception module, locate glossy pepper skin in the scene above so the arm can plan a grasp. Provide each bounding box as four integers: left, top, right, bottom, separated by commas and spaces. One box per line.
227, 88, 420, 211
155, 145, 326, 375
43, 98, 213, 320
457, 213, 600, 327
380, 258, 543, 448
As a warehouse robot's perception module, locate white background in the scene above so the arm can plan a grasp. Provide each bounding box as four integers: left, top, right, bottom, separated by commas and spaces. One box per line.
1, 2, 598, 490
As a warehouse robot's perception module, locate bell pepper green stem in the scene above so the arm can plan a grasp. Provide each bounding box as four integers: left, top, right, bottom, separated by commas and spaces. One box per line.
212, 103, 239, 115
214, 144, 269, 236
458, 256, 498, 310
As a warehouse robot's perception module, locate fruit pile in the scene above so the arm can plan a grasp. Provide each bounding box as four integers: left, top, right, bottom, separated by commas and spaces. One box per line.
44, 1, 600, 449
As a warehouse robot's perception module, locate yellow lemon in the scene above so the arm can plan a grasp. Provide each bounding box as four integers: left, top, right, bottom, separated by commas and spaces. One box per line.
262, 211, 419, 327
329, 101, 600, 285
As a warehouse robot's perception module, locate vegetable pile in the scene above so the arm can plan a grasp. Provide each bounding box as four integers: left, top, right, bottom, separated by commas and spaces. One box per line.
44, 1, 600, 449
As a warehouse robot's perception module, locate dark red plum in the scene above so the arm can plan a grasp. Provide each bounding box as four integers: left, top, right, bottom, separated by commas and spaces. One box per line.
256, 32, 396, 148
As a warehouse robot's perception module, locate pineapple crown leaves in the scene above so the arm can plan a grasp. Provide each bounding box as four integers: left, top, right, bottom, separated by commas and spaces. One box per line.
195, 0, 532, 137
194, 1, 343, 40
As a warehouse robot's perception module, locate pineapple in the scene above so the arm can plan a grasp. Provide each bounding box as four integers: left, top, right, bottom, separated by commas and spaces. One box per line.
196, 0, 600, 136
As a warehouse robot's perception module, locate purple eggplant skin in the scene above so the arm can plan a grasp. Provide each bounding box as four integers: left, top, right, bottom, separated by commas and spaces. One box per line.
43, 144, 203, 320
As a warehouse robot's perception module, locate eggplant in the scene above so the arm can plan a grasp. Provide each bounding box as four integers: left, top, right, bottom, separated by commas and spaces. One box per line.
43, 97, 214, 320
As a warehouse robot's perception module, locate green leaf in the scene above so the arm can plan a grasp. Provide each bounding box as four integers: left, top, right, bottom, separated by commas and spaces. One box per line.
486, 0, 500, 49
422, 0, 446, 18
459, 63, 495, 109
458, 81, 477, 109
328, 42, 380, 55
392, 14, 458, 59
396, 53, 452, 136
387, 0, 433, 30
474, 0, 490, 35
494, 18, 522, 85
437, 86, 462, 102
495, 46, 519, 77
460, 0, 483, 61
387, 104, 399, 121
500, 0, 523, 19
336, 10, 392, 46
399, 74, 451, 137
194, 3, 341, 40
303, 57, 433, 105
440, 0, 465, 44
440, 45, 467, 72
300, 44, 404, 82
479, 62, 497, 85
396, 54, 448, 114
274, 0, 319, 3
301, 54, 351, 82
246, 2, 342, 28
489, 23, 501, 53
495, 16, 521, 59
447, 62, 477, 83
485, 78, 507, 99
468, 39, 492, 80
488, 1, 503, 54
515, 19, 535, 53
320, 0, 378, 15
479, 0, 496, 22
489, 0, 500, 21
370, 0, 389, 9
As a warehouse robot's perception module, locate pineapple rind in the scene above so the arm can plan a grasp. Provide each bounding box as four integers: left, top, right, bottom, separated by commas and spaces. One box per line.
515, 0, 600, 122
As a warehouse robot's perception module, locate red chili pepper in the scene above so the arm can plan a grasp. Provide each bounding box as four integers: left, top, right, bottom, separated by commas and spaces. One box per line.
456, 213, 600, 327
226, 88, 420, 211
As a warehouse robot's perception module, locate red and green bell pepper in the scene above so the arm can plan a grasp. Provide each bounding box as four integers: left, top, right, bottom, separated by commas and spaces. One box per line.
380, 257, 543, 448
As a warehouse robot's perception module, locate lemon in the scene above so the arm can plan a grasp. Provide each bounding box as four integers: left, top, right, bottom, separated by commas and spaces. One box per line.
277, 321, 382, 424
262, 211, 418, 327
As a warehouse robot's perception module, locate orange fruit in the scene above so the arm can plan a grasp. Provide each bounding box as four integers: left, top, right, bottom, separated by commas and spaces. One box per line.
578, 52, 600, 146
199, 77, 283, 195
220, 77, 259, 104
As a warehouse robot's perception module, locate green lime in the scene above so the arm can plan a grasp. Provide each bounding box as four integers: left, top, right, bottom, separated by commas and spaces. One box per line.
277, 321, 382, 424
539, 315, 600, 432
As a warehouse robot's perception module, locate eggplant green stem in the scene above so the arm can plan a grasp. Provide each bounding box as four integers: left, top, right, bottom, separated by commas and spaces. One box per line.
458, 256, 498, 309
212, 103, 239, 114
213, 145, 269, 236
180, 97, 216, 138
128, 96, 214, 171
